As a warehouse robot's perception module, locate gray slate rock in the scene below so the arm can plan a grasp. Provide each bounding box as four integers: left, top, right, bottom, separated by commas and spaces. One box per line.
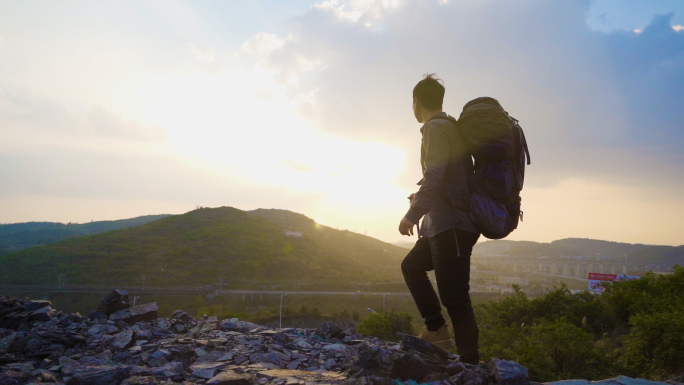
109, 303, 158, 324
316, 322, 345, 340
207, 370, 255, 385
88, 310, 108, 321
490, 358, 530, 385
110, 330, 135, 350
23, 300, 52, 313
98, 290, 131, 316
190, 362, 228, 379
122, 376, 159, 385
66, 365, 129, 385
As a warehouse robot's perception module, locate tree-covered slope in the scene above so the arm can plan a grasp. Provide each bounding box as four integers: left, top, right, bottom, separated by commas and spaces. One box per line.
0, 207, 406, 287
0, 214, 170, 254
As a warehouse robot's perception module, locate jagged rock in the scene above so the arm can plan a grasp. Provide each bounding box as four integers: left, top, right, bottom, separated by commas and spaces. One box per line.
66, 365, 129, 385
399, 334, 448, 363
273, 332, 291, 344
0, 311, 29, 330
390, 350, 446, 381
88, 311, 108, 322
0, 331, 17, 353
110, 330, 135, 350
207, 370, 255, 385
122, 376, 159, 385
316, 322, 345, 340
447, 361, 467, 375
87, 324, 119, 335
490, 358, 529, 385
23, 300, 52, 313
452, 367, 489, 385
249, 352, 282, 367
0, 370, 28, 385
68, 312, 84, 324
30, 369, 58, 382
97, 290, 131, 316
109, 303, 158, 324
190, 362, 228, 379
219, 318, 239, 331
28, 306, 55, 322
172, 310, 194, 323
59, 356, 81, 376
150, 362, 184, 378
5, 362, 35, 373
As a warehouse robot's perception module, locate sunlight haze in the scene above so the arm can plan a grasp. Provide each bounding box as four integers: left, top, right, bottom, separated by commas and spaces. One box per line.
1, 0, 683, 246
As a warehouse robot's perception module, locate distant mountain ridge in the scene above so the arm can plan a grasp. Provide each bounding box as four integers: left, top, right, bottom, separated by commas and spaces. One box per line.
0, 207, 406, 287
474, 238, 684, 265
0, 215, 170, 255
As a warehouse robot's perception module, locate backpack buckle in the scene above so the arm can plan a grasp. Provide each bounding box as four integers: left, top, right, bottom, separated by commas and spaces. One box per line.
519, 211, 524, 222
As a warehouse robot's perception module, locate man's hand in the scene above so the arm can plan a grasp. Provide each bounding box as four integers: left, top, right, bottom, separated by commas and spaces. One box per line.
407, 193, 416, 204
398, 216, 416, 236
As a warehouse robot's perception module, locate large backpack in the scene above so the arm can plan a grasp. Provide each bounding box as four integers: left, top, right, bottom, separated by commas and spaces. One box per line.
456, 97, 531, 239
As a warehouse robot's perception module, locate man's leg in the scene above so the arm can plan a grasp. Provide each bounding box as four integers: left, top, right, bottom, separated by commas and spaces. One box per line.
428, 228, 480, 364
401, 237, 446, 331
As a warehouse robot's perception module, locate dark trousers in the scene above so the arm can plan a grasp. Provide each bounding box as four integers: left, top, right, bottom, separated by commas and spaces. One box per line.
401, 228, 480, 363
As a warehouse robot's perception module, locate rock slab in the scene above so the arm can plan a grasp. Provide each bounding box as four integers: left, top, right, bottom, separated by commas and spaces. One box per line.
490, 358, 530, 385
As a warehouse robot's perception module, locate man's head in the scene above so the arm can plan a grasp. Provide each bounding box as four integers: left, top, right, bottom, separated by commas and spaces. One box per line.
412, 73, 445, 123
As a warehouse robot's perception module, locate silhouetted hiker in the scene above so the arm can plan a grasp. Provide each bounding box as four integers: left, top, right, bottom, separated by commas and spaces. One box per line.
398, 73, 480, 364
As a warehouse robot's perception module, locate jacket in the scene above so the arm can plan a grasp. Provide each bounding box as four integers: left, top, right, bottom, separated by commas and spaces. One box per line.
404, 112, 478, 238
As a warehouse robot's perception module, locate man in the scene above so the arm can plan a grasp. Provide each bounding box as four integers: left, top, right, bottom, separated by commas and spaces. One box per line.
398, 73, 480, 365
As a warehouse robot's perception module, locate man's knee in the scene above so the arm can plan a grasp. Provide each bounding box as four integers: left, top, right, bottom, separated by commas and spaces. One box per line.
400, 257, 413, 277
438, 284, 472, 309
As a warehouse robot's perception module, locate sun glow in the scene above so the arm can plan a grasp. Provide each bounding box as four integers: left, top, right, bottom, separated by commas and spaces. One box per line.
143, 66, 408, 224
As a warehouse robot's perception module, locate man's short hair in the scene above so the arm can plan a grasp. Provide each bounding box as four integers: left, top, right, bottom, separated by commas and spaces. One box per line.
413, 73, 445, 110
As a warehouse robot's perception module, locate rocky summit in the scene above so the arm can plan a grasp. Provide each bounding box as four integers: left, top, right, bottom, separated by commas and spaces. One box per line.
0, 293, 676, 385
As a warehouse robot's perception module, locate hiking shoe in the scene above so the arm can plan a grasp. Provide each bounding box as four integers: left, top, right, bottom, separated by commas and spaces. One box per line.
418, 324, 454, 350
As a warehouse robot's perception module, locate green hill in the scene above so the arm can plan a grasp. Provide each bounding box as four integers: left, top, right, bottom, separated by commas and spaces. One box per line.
0, 214, 170, 255
0, 207, 406, 287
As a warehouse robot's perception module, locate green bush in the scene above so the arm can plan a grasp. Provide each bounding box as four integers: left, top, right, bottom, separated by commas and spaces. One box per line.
357, 313, 392, 340
621, 307, 684, 380
357, 311, 415, 341
387, 311, 415, 337
475, 266, 684, 381
521, 318, 606, 381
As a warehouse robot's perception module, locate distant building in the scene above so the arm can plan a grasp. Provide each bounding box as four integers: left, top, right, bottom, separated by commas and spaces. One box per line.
283, 230, 304, 237
498, 275, 530, 287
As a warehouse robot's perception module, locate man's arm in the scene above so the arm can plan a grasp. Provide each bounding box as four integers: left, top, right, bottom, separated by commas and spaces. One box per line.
404, 122, 451, 225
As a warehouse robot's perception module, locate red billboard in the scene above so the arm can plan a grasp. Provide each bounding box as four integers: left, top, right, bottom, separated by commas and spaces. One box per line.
588, 273, 640, 292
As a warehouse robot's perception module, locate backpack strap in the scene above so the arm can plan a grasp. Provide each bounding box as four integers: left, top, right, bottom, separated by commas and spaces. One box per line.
521, 127, 531, 165
427, 115, 458, 124
510, 117, 531, 166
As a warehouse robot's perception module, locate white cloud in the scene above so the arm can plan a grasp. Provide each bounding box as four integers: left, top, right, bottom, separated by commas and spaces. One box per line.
674, 25, 684, 32
241, 32, 292, 56
187, 42, 216, 65
312, 0, 400, 25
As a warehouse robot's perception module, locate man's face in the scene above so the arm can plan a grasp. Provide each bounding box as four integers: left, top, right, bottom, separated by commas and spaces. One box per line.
412, 97, 422, 123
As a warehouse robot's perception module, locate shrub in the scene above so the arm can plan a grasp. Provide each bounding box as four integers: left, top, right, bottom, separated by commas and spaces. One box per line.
357, 311, 415, 341
621, 307, 684, 380
357, 313, 392, 340
520, 318, 606, 381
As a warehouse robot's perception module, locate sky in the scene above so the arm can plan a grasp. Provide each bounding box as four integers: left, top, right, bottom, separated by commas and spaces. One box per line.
1, 0, 683, 246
